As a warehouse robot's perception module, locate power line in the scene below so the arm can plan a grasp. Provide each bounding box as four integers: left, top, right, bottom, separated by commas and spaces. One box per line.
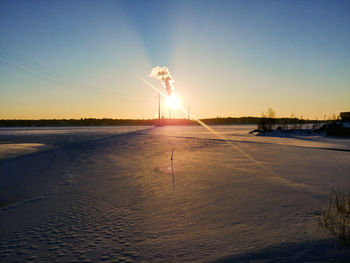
0, 46, 155, 101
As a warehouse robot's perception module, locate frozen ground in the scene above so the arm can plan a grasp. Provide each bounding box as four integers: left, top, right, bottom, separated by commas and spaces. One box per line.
0, 125, 350, 262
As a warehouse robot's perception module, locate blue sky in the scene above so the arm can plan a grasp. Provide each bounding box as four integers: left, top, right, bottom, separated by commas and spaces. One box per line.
1, 0, 349, 119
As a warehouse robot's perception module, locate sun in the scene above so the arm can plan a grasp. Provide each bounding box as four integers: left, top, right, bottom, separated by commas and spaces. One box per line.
166, 94, 180, 109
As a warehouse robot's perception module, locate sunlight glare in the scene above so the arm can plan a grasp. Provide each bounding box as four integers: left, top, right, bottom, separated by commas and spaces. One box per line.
166, 94, 180, 109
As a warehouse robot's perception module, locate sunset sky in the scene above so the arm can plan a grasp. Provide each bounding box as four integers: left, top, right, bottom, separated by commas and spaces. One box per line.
1, 0, 349, 119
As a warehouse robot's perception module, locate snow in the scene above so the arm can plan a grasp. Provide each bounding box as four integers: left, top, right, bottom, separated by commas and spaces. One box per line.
0, 143, 47, 161
1, 125, 350, 262
151, 125, 350, 150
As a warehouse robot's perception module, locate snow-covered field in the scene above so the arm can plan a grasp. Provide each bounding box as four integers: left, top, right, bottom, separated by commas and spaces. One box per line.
1, 125, 350, 262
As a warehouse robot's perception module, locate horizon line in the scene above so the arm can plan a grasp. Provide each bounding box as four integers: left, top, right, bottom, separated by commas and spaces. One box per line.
0, 116, 334, 121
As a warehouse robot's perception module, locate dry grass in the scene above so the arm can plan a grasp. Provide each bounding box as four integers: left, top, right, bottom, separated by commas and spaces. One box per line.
319, 189, 350, 246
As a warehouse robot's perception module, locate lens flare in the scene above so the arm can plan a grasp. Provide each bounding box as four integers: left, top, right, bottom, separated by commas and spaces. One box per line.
166, 94, 180, 109
138, 75, 312, 191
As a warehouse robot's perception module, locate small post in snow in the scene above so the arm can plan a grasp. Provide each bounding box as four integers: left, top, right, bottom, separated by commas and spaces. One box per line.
171, 149, 175, 189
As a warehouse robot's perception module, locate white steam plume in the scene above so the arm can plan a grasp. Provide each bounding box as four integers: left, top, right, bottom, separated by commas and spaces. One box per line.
149, 66, 174, 96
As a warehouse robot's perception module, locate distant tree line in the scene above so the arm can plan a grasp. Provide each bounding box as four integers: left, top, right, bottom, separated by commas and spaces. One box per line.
0, 118, 156, 127
202, 117, 321, 126
0, 117, 322, 127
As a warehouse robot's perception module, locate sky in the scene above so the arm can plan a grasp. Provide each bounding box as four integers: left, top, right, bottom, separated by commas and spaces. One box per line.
0, 0, 349, 119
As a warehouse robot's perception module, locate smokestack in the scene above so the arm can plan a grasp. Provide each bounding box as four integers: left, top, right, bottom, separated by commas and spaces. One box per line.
158, 93, 161, 125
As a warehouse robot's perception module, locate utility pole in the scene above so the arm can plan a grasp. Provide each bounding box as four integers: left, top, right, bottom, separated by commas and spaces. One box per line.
188, 104, 190, 120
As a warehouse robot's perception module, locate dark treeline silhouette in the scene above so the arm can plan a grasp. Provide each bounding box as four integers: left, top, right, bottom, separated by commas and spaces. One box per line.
0, 117, 322, 127
202, 117, 321, 125
0, 118, 156, 127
